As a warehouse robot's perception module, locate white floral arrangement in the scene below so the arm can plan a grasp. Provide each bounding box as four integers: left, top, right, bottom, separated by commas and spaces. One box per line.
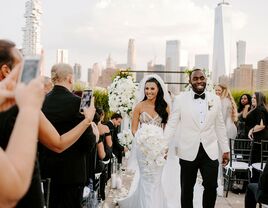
108, 75, 137, 116
118, 129, 133, 150
136, 124, 168, 173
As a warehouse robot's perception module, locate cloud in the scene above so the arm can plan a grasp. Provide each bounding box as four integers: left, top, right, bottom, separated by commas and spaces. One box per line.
64, 0, 214, 67
42, 0, 247, 79
232, 9, 248, 30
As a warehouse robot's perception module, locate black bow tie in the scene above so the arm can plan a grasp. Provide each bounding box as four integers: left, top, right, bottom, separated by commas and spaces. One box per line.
194, 93, 205, 100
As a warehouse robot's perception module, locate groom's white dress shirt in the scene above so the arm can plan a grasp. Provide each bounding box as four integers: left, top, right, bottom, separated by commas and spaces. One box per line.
192, 91, 206, 128
164, 90, 229, 161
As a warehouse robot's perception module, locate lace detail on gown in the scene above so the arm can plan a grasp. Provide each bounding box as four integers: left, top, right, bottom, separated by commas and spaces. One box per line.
118, 112, 167, 208
139, 112, 163, 127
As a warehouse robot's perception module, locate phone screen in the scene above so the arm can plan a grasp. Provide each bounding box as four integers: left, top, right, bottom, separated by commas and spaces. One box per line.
79, 90, 92, 113
21, 58, 40, 84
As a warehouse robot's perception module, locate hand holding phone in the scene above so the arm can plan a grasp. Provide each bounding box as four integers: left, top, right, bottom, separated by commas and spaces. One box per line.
79, 89, 93, 113
20, 56, 41, 84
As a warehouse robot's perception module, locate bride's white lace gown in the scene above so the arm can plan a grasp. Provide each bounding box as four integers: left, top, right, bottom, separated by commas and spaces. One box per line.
118, 112, 168, 208
118, 112, 203, 208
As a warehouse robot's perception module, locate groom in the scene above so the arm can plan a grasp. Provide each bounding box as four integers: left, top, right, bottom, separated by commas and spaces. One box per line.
164, 69, 230, 208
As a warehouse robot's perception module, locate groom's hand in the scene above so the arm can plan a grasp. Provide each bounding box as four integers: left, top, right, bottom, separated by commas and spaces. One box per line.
222, 152, 230, 167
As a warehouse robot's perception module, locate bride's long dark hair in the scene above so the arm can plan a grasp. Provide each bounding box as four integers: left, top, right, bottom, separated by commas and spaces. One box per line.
143, 77, 168, 124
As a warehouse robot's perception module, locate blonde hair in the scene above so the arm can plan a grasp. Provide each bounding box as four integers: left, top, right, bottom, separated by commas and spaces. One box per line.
51, 63, 73, 84
217, 84, 238, 122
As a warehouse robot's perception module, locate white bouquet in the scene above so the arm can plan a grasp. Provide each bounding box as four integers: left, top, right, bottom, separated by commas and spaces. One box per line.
108, 76, 137, 116
118, 129, 133, 150
136, 124, 168, 172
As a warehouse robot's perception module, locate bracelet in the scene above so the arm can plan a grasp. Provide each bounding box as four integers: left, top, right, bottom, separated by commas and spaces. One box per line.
252, 127, 254, 133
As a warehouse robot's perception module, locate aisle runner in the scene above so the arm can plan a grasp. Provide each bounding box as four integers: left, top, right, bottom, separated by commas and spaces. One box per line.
103, 168, 204, 208
103, 170, 135, 208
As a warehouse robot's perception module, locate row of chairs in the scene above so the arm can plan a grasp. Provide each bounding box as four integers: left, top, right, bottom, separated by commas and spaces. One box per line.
223, 139, 268, 206
41, 158, 114, 208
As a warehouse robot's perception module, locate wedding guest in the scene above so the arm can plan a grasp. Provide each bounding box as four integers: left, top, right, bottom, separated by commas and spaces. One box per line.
231, 94, 252, 193
215, 84, 238, 195
0, 66, 44, 208
215, 84, 238, 140
95, 107, 112, 200
107, 113, 128, 164
237, 94, 252, 139
97, 107, 112, 160
39, 63, 98, 208
246, 92, 268, 182
0, 40, 97, 207
244, 158, 268, 207
165, 69, 230, 208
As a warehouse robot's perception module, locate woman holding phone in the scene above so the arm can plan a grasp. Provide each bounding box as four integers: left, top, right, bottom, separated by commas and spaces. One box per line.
0, 39, 98, 207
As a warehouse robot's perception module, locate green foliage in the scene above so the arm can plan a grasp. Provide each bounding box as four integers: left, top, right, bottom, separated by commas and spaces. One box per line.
93, 88, 111, 122
231, 90, 268, 105
73, 81, 86, 92
231, 90, 253, 105
111, 68, 133, 81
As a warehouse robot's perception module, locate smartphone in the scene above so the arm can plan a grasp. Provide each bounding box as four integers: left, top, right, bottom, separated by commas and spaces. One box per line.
79, 89, 92, 113
20, 56, 41, 84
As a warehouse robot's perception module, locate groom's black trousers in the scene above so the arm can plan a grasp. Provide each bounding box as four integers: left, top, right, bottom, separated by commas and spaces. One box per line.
180, 143, 219, 208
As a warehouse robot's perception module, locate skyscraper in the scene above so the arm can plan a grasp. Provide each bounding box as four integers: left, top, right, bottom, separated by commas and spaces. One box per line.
127, 39, 140, 81
232, 64, 253, 91
106, 54, 115, 69
195, 54, 209, 70
56, 49, 69, 63
88, 63, 102, 87
127, 39, 136, 70
166, 40, 180, 95
212, 1, 232, 84
73, 63, 81, 82
153, 65, 165, 81
256, 57, 268, 91
22, 0, 42, 56
236, 40, 246, 67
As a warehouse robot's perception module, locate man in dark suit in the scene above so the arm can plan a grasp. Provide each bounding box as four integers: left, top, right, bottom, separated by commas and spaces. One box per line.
39, 63, 97, 208
245, 158, 268, 207
106, 113, 127, 164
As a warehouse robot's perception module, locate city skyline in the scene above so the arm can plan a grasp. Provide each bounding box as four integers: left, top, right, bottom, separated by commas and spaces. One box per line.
1, 0, 268, 81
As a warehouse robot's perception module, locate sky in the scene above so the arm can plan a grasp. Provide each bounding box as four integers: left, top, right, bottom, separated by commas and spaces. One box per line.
1, 0, 268, 81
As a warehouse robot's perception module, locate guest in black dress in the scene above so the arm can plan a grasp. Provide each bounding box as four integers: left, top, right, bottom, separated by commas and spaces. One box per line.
0, 40, 97, 207
237, 94, 252, 139
245, 92, 268, 182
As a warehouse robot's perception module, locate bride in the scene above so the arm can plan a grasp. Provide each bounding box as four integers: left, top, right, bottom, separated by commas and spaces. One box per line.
118, 74, 203, 208
118, 74, 171, 208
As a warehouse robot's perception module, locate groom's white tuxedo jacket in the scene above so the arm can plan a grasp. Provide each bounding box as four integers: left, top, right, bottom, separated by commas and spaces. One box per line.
164, 90, 230, 161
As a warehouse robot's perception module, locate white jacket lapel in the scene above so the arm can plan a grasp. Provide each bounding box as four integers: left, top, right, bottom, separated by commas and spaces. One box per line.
188, 93, 201, 128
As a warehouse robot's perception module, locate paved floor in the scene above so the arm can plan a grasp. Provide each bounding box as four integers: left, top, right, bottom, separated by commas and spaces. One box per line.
102, 170, 245, 208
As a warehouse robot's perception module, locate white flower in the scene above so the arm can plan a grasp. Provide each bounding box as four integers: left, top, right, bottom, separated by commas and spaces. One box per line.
136, 124, 168, 173
118, 130, 133, 150
208, 99, 214, 111
108, 76, 137, 116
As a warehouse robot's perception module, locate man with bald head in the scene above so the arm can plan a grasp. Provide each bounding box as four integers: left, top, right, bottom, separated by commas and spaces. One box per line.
39, 63, 96, 208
